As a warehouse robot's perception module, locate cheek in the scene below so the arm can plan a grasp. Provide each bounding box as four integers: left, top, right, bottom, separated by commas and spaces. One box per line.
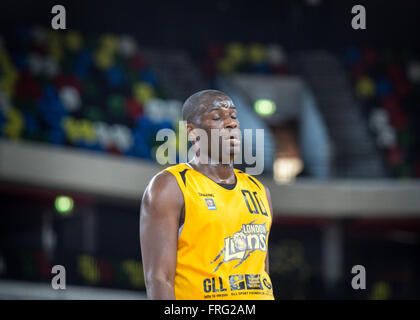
209, 120, 224, 129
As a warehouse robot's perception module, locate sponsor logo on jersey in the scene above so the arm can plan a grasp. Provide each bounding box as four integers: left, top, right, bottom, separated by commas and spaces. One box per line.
263, 278, 272, 290
210, 219, 267, 272
198, 192, 215, 197
205, 198, 217, 210
202, 274, 272, 296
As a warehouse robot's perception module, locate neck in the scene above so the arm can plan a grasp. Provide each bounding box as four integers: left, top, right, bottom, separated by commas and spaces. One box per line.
188, 156, 236, 184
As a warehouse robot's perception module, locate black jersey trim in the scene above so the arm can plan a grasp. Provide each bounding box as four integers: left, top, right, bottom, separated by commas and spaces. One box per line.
217, 181, 237, 190
248, 176, 262, 190
179, 169, 189, 187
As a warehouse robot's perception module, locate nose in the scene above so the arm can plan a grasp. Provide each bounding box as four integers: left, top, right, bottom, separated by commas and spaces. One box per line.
225, 118, 238, 130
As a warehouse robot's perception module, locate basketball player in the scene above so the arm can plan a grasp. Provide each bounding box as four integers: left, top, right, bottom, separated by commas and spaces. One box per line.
140, 90, 274, 300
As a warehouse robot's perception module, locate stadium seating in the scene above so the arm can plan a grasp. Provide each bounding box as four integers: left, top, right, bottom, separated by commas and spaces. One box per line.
0, 26, 183, 161
344, 46, 420, 178
2, 28, 418, 179
200, 42, 290, 78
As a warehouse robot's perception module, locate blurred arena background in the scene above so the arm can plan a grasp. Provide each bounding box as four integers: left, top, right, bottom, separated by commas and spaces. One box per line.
0, 0, 420, 299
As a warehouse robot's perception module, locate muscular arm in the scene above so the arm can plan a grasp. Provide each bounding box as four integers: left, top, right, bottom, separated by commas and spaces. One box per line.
264, 185, 274, 275
140, 171, 184, 300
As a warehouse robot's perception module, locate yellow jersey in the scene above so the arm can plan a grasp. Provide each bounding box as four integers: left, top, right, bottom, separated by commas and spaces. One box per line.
162, 163, 274, 300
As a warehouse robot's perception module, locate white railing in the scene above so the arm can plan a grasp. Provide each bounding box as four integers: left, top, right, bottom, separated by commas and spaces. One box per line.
0, 279, 146, 300
1, 139, 420, 217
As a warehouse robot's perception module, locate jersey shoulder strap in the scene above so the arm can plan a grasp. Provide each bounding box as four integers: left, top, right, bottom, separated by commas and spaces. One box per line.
234, 168, 266, 191
160, 163, 191, 195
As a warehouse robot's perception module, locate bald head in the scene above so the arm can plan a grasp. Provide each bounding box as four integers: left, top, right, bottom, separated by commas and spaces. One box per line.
182, 89, 232, 125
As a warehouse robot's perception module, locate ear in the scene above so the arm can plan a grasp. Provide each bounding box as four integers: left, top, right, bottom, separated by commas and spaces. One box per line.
186, 122, 197, 142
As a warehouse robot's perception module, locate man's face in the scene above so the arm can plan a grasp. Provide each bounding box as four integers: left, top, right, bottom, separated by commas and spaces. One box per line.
188, 95, 241, 163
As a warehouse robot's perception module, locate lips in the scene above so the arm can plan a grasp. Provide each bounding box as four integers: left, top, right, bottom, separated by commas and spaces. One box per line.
228, 137, 241, 146
217, 129, 241, 148
225, 130, 241, 145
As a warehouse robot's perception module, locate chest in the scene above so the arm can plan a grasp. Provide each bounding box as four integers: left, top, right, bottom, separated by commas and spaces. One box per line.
184, 178, 271, 229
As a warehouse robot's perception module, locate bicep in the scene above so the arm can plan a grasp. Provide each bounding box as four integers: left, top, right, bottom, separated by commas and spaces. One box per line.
140, 173, 183, 287
264, 185, 274, 217
264, 185, 273, 274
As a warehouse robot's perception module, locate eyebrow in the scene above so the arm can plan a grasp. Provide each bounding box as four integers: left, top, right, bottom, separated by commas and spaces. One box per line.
209, 106, 237, 112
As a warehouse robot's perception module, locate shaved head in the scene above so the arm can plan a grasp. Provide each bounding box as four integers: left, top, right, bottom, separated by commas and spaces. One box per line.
182, 89, 240, 162
182, 89, 232, 125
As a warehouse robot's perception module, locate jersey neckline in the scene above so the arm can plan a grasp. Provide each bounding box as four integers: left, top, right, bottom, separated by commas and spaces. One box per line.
184, 162, 238, 191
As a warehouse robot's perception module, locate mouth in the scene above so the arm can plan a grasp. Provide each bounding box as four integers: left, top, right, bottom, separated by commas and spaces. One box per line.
218, 129, 241, 149
226, 135, 241, 146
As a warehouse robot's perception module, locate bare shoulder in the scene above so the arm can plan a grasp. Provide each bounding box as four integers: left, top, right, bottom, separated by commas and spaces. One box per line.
145, 170, 180, 193
141, 170, 184, 214
263, 184, 271, 198
262, 183, 273, 218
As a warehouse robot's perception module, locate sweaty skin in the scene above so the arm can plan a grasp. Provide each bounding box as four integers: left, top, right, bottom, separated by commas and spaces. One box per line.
140, 91, 273, 299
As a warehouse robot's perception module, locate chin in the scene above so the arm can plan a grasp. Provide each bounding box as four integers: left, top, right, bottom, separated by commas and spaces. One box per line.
218, 149, 240, 164
231, 145, 241, 156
